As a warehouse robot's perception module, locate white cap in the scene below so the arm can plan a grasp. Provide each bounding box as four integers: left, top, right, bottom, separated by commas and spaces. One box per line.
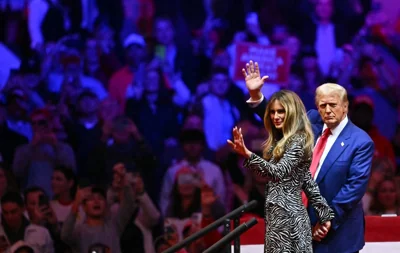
123, 33, 146, 48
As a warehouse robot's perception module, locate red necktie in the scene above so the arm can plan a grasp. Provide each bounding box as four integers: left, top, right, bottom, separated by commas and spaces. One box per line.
302, 128, 332, 207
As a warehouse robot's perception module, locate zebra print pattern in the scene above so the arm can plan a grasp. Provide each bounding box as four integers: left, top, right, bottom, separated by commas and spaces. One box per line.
244, 133, 335, 253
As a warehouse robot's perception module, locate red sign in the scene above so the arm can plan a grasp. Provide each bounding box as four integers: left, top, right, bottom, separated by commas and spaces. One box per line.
233, 43, 291, 85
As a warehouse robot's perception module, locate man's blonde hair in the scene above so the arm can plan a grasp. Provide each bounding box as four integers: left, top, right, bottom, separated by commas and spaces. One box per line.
315, 83, 348, 105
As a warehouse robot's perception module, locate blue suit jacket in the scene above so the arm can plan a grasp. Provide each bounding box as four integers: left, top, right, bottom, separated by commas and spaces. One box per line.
254, 98, 374, 253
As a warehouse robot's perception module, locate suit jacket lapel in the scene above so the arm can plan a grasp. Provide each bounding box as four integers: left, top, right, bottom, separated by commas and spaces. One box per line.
316, 122, 352, 184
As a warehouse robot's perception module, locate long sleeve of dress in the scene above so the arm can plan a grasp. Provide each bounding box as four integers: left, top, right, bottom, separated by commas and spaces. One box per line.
302, 170, 335, 224
243, 138, 305, 182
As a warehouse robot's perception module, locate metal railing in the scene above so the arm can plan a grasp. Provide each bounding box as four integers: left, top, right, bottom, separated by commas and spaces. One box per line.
203, 218, 258, 253
162, 200, 258, 253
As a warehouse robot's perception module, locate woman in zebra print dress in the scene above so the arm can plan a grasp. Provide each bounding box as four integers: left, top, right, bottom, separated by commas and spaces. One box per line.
228, 90, 334, 253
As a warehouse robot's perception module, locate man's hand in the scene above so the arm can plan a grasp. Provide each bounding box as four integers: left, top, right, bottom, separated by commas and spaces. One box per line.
241, 60, 268, 101
312, 221, 331, 241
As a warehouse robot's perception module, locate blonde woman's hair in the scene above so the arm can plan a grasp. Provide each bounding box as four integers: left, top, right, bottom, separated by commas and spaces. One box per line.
263, 90, 314, 160
315, 83, 348, 106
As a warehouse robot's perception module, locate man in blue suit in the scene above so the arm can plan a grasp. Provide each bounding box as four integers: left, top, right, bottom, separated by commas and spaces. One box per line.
243, 61, 374, 253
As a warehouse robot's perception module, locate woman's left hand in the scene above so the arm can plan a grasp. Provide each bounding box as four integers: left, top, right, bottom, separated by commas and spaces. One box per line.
227, 126, 252, 158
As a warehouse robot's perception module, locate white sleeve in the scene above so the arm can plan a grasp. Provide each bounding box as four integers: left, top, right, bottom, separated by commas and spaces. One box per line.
28, 0, 49, 49
246, 94, 264, 108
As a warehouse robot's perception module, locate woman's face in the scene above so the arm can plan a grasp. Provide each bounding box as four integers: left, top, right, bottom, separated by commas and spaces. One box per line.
269, 100, 286, 129
51, 170, 71, 196
377, 180, 397, 209
0, 169, 7, 196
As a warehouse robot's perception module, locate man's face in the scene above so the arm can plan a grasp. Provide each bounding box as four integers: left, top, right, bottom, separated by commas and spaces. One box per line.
126, 44, 145, 66
84, 193, 106, 218
182, 141, 204, 160
209, 73, 230, 97
31, 114, 51, 134
154, 19, 174, 45
1, 202, 24, 229
317, 93, 348, 129
78, 96, 99, 115
64, 62, 82, 78
25, 191, 42, 218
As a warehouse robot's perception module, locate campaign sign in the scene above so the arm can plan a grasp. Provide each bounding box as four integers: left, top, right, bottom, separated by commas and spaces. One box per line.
233, 43, 291, 85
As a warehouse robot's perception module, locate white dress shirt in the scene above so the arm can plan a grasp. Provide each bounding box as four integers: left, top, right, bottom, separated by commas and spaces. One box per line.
313, 116, 348, 179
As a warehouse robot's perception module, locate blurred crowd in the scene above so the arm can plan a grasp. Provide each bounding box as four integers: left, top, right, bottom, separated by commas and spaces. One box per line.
0, 0, 400, 252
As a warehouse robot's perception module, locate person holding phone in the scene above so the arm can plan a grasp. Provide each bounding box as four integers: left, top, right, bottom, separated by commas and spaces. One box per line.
61, 164, 137, 253
108, 169, 161, 253
0, 191, 54, 253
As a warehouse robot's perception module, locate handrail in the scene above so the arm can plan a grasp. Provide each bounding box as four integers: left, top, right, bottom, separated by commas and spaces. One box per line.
203, 218, 258, 253
162, 200, 258, 253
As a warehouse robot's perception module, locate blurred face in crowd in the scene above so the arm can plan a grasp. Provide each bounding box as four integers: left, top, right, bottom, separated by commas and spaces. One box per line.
99, 98, 121, 122
111, 118, 132, 144
209, 72, 230, 98
182, 141, 204, 161
31, 113, 52, 134
212, 51, 231, 69
126, 44, 146, 67
359, 61, 379, 83
64, 62, 82, 79
25, 191, 44, 218
52, 170, 73, 197
302, 55, 318, 71
144, 70, 160, 93
154, 19, 174, 46
0, 169, 7, 197
288, 74, 304, 93
315, 0, 334, 22
183, 115, 203, 130
177, 173, 197, 197
284, 36, 301, 60
78, 95, 99, 116
1, 202, 24, 230
84, 193, 107, 218
377, 180, 398, 209
271, 25, 289, 44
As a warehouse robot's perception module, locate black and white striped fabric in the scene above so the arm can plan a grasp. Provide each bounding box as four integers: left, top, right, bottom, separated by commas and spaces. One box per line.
244, 133, 335, 253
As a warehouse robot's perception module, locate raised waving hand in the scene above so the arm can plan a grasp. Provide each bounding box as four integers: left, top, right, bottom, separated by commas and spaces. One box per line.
242, 60, 269, 100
